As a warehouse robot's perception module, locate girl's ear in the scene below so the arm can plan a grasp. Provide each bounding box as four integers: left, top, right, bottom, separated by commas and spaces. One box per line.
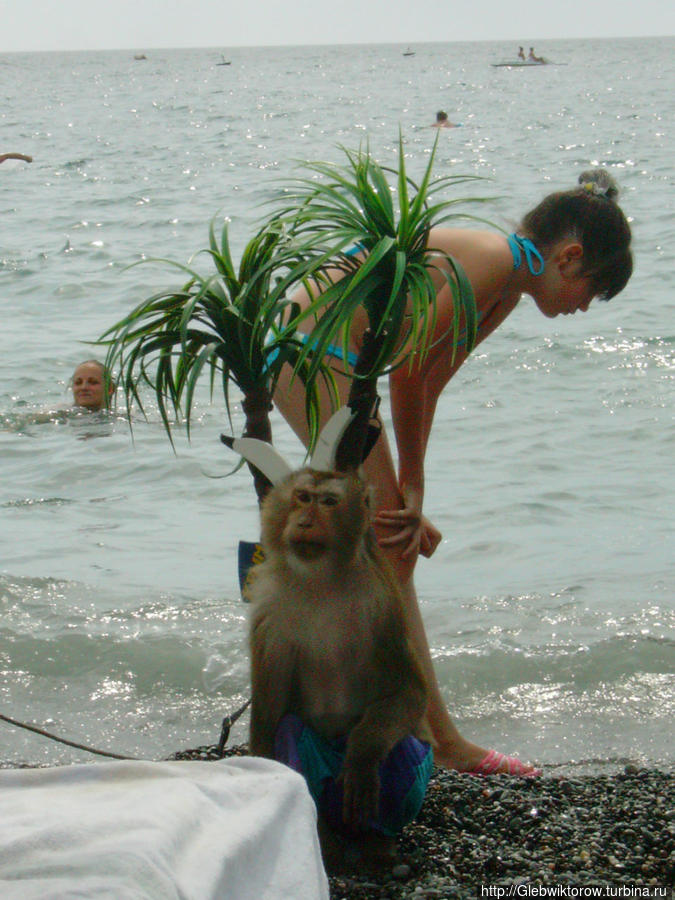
560, 242, 583, 263
558, 242, 584, 276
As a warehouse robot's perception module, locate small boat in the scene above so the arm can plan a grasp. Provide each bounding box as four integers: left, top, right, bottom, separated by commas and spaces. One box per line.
491, 58, 566, 68
403, 47, 415, 57
133, 54, 147, 61
216, 55, 232, 66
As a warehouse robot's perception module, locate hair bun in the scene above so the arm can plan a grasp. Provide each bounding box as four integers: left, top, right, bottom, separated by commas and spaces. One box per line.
578, 168, 619, 202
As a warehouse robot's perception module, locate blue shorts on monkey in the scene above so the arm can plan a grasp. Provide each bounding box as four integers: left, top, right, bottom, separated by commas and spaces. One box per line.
274, 714, 433, 836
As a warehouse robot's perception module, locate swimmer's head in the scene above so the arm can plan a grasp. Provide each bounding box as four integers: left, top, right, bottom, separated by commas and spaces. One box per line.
71, 360, 115, 411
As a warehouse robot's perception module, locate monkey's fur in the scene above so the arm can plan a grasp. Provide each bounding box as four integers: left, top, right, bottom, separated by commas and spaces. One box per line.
247, 468, 430, 835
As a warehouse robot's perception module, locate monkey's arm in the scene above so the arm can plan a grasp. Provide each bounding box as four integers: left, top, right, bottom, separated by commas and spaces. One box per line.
249, 616, 295, 759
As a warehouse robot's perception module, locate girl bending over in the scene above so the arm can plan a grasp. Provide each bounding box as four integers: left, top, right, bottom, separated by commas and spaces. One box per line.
274, 169, 632, 775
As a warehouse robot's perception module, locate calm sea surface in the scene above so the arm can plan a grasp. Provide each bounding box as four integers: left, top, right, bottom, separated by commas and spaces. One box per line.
1, 38, 673, 771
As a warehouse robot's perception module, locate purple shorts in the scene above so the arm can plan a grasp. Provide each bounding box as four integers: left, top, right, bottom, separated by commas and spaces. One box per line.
274, 714, 433, 836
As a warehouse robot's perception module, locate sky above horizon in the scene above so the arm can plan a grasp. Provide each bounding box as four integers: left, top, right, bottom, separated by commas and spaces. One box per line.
2, 0, 674, 54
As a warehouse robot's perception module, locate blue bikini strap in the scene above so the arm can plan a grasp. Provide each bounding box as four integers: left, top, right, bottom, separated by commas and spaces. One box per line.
508, 233, 545, 276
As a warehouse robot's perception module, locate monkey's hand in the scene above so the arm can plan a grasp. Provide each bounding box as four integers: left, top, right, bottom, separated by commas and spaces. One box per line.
340, 759, 380, 831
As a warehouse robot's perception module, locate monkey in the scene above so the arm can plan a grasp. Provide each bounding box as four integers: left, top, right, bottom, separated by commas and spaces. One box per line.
247, 467, 433, 853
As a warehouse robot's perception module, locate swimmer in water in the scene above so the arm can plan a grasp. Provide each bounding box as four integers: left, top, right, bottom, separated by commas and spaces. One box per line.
3, 360, 116, 430
430, 111, 457, 128
71, 360, 115, 411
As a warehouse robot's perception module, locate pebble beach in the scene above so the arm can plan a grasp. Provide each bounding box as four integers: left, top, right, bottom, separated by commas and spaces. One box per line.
171, 745, 675, 899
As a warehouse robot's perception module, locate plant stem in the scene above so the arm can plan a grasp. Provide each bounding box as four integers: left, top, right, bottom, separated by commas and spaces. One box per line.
335, 328, 384, 472
241, 388, 274, 503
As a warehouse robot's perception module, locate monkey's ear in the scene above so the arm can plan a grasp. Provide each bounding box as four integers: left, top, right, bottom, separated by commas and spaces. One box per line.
221, 435, 293, 485
310, 406, 355, 471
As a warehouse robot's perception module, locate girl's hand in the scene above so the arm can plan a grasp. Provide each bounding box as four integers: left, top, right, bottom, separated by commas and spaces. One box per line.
375, 508, 442, 560
374, 504, 422, 559
374, 484, 442, 560
418, 516, 442, 558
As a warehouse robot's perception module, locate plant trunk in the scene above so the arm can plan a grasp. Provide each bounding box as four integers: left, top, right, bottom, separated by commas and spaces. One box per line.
335, 328, 383, 472
241, 387, 274, 504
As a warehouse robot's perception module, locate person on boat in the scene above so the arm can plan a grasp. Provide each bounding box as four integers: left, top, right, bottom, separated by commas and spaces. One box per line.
431, 111, 457, 129
0, 153, 32, 164
518, 46, 526, 60
272, 168, 633, 776
71, 360, 115, 411
528, 47, 545, 63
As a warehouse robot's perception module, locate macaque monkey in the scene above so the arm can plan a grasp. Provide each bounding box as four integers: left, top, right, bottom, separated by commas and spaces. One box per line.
247, 467, 433, 848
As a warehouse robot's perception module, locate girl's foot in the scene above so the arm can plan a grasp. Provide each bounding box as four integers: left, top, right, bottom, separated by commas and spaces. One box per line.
469, 748, 542, 777
434, 741, 541, 777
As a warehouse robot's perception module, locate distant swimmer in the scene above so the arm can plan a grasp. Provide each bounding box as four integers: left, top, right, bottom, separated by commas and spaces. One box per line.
3, 359, 116, 431
430, 110, 458, 129
0, 153, 32, 164
71, 360, 116, 411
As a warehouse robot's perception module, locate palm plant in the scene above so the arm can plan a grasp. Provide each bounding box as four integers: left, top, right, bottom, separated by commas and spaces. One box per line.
99, 134, 486, 500
271, 133, 484, 469
98, 218, 337, 503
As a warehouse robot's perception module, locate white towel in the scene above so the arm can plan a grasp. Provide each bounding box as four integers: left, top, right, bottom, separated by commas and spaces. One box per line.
0, 756, 328, 899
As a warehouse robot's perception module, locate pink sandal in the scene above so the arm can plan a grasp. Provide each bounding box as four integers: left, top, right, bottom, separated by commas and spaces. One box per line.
469, 749, 542, 777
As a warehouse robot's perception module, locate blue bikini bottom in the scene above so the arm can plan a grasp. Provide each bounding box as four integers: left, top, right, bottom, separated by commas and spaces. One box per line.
266, 332, 359, 369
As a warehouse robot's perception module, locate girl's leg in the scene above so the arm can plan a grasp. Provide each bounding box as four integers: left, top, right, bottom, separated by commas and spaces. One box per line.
399, 578, 489, 770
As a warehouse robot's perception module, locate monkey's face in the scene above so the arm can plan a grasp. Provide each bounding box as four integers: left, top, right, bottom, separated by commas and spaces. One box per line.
271, 470, 370, 570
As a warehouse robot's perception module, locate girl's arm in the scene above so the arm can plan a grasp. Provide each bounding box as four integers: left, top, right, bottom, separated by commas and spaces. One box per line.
388, 281, 471, 499
373, 229, 518, 558
376, 350, 450, 559
390, 362, 428, 502
373, 258, 473, 559
375, 363, 428, 559
0, 153, 32, 163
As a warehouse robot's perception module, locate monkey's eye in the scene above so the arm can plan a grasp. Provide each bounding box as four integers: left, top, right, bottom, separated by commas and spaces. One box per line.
294, 489, 313, 505
319, 494, 339, 507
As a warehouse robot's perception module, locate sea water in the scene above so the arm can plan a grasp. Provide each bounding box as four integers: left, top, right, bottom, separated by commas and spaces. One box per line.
1, 37, 673, 772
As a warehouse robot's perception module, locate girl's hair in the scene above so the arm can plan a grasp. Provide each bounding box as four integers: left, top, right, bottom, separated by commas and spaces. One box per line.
73, 359, 108, 375
519, 169, 632, 300
72, 359, 113, 383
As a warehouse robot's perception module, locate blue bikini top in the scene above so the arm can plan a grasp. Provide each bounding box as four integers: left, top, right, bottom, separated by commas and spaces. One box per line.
508, 233, 545, 276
